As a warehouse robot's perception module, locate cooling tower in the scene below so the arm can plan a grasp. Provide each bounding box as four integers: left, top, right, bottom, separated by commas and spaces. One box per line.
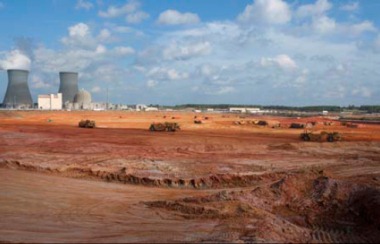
58, 72, 79, 104
2, 69, 33, 108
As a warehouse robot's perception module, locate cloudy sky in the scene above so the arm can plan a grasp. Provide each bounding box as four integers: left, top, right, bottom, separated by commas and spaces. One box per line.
0, 0, 379, 106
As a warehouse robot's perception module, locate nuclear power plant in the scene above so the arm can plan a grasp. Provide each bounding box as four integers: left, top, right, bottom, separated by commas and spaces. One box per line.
1, 69, 129, 111
58, 72, 79, 106
2, 69, 33, 109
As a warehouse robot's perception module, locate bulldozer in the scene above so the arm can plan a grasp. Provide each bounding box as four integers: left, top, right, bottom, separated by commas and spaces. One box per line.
78, 120, 96, 128
300, 130, 341, 142
149, 122, 180, 132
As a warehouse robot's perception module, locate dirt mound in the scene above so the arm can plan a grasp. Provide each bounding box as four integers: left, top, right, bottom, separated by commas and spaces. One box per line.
145, 171, 380, 243
0, 160, 283, 189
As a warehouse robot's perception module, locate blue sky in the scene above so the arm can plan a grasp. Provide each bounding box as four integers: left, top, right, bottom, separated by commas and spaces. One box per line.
0, 0, 379, 106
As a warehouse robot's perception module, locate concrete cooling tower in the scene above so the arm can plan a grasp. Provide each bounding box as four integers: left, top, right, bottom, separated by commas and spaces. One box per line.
58, 72, 79, 104
2, 69, 33, 108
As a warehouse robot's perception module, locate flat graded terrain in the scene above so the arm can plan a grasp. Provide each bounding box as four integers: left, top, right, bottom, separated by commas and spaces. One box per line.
1, 110, 380, 242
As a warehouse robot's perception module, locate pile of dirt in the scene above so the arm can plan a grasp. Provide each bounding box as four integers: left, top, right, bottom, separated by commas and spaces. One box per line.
145, 170, 380, 243
0, 160, 283, 189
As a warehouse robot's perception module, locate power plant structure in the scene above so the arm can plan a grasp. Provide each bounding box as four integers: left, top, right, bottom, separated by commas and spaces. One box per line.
1, 69, 129, 111
2, 69, 33, 108
58, 72, 79, 106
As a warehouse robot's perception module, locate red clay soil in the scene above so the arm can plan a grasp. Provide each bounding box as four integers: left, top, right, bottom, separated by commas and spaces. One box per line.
0, 110, 380, 242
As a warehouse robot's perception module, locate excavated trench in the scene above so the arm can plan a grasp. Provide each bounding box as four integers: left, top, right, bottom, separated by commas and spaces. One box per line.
144, 171, 380, 243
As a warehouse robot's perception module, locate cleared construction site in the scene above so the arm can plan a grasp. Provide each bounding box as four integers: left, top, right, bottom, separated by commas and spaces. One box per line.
0, 110, 380, 243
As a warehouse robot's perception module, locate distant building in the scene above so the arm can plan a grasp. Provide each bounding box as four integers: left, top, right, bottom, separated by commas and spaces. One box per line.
246, 108, 261, 113
136, 104, 147, 111
38, 93, 62, 110
145, 107, 158, 111
229, 107, 246, 113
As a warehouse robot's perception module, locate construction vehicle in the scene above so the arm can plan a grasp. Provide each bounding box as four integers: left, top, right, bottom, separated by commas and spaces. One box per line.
257, 120, 268, 126
290, 123, 305, 129
300, 130, 341, 142
149, 122, 180, 132
78, 120, 96, 128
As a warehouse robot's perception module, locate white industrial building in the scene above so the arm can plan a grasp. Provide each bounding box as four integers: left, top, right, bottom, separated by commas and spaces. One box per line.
136, 104, 147, 111
38, 93, 62, 110
145, 107, 159, 111
229, 107, 261, 113
229, 107, 247, 113
246, 108, 261, 113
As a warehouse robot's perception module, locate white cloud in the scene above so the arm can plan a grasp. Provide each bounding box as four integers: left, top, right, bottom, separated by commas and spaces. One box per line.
62, 23, 119, 49
312, 16, 336, 34
352, 87, 372, 97
296, 0, 332, 19
91, 86, 101, 93
350, 21, 377, 36
162, 41, 211, 60
112, 26, 133, 33
147, 67, 189, 81
197, 63, 218, 78
0, 49, 31, 70
157, 10, 200, 25
61, 23, 97, 49
146, 79, 158, 88
97, 28, 111, 40
75, 0, 94, 10
98, 0, 139, 18
375, 35, 380, 50
340, 2, 359, 12
126, 11, 149, 23
113, 46, 135, 56
237, 0, 291, 25
31, 75, 51, 89
95, 44, 107, 54
69, 22, 90, 37
98, 0, 149, 23
261, 54, 297, 71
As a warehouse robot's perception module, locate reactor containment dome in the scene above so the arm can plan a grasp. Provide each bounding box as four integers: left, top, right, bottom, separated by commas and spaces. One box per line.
74, 89, 91, 109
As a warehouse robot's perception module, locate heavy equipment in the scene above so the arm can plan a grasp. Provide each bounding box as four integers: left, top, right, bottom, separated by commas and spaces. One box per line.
149, 122, 180, 132
78, 120, 96, 128
300, 130, 341, 142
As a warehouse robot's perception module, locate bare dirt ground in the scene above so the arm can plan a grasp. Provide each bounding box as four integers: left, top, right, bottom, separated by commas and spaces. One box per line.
0, 110, 380, 243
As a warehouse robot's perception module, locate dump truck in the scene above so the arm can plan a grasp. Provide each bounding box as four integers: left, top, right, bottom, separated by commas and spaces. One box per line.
149, 122, 180, 132
300, 130, 341, 142
78, 120, 96, 128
